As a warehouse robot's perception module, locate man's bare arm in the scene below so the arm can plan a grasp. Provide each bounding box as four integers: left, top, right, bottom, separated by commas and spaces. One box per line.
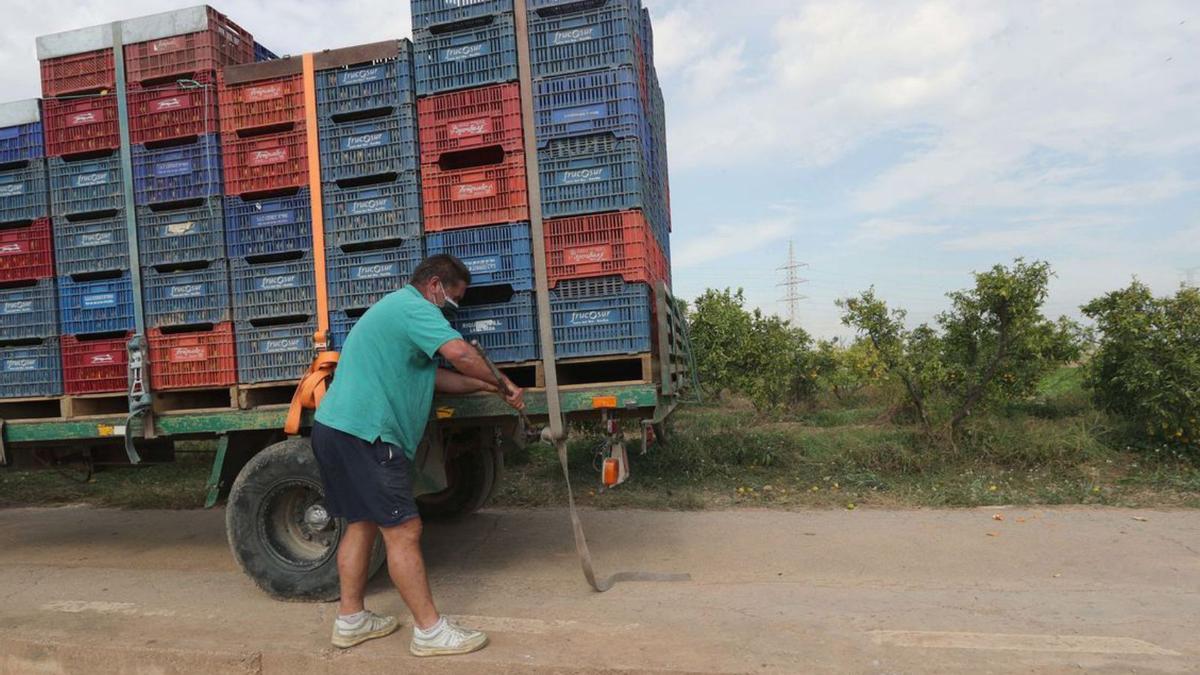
438, 338, 525, 410
435, 368, 497, 395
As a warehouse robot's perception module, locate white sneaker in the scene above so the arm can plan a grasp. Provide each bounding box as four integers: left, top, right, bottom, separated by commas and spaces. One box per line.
331, 611, 400, 649
410, 618, 489, 657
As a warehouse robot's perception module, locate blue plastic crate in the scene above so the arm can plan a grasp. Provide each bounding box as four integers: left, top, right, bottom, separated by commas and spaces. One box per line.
322, 174, 421, 249
235, 318, 315, 383
0, 337, 62, 398
412, 0, 512, 30
329, 307, 366, 351
317, 51, 415, 119
317, 111, 418, 182
425, 222, 532, 290
550, 275, 651, 357
0, 121, 45, 164
539, 133, 653, 219
132, 135, 223, 207
253, 41, 278, 62
49, 154, 124, 218
451, 290, 538, 364
529, 0, 641, 78
230, 253, 316, 322
415, 13, 518, 96
0, 278, 58, 340
0, 159, 49, 225
326, 239, 423, 312
137, 197, 226, 268
533, 66, 651, 147
224, 190, 312, 258
58, 272, 135, 335
52, 213, 130, 276
143, 262, 232, 329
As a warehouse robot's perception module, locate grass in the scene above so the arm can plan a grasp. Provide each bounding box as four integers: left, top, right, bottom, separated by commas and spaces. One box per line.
0, 456, 211, 510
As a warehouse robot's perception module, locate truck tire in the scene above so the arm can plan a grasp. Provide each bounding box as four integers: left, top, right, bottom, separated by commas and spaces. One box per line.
417, 432, 500, 520
225, 437, 385, 602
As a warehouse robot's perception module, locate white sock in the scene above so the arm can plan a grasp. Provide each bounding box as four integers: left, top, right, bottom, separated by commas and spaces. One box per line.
414, 616, 446, 639
336, 610, 369, 629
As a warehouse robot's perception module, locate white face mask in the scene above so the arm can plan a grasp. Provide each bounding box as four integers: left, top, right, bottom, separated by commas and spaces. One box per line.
435, 281, 459, 310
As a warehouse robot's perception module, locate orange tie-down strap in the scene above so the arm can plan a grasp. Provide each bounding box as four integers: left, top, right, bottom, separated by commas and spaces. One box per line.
284, 351, 339, 435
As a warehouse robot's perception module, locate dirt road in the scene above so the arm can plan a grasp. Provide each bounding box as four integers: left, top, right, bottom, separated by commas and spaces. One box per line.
0, 506, 1196, 673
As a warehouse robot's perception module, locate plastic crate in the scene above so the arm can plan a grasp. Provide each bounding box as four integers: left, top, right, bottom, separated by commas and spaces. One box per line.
539, 134, 652, 219
235, 318, 315, 383
43, 94, 120, 157
322, 175, 421, 249
52, 213, 129, 276
132, 135, 223, 206
254, 42, 278, 62
0, 159, 50, 225
545, 211, 668, 287
415, 14, 518, 96
326, 239, 423, 312
534, 66, 650, 147
0, 337, 62, 398
124, 9, 253, 84
221, 129, 309, 196
137, 197, 226, 267
40, 49, 115, 97
0, 219, 53, 282
148, 321, 237, 390
328, 307, 365, 350
418, 83, 522, 159
0, 121, 45, 164
49, 154, 124, 219
529, 0, 642, 79
451, 290, 538, 363
230, 253, 316, 322
218, 74, 305, 134
61, 331, 130, 395
143, 262, 231, 329
412, 0, 513, 30
224, 190, 312, 257
317, 54, 415, 119
58, 272, 135, 335
550, 275, 652, 358
128, 75, 220, 145
317, 111, 418, 183
425, 222, 532, 290
0, 278, 58, 340
421, 149, 528, 231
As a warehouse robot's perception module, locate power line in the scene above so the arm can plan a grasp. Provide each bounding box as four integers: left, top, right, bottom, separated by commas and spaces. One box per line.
776, 240, 808, 325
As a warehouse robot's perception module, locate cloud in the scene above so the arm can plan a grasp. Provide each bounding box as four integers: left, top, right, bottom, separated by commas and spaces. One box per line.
673, 217, 797, 268
850, 218, 949, 245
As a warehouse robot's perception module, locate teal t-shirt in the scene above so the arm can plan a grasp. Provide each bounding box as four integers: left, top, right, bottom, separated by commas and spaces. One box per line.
315, 285, 461, 458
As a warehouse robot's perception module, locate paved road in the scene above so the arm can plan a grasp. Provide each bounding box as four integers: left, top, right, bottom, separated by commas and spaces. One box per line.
0, 506, 1196, 674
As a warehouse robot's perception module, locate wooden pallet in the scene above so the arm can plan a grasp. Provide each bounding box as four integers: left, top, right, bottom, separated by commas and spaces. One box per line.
237, 380, 300, 410
62, 392, 129, 418
152, 385, 238, 415
551, 353, 654, 387
0, 395, 67, 421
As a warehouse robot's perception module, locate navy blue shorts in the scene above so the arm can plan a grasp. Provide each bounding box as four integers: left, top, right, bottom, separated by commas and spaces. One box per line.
311, 421, 420, 527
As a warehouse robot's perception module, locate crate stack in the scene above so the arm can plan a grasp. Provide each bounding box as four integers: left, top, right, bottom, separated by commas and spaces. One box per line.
530, 0, 670, 360
315, 41, 424, 349
219, 57, 316, 383
413, 0, 538, 364
127, 7, 255, 394
0, 100, 60, 399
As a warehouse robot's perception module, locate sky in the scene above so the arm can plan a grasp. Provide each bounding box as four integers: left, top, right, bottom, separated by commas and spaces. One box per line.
4, 0, 1197, 338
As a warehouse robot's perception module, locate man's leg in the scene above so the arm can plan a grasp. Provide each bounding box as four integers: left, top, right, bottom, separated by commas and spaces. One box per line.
379, 517, 439, 629
337, 520, 380, 616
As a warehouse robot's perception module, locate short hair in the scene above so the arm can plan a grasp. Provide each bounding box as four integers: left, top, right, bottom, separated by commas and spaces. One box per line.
410, 254, 471, 288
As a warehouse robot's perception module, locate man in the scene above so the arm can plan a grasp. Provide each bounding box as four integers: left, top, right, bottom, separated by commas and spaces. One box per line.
311, 254, 524, 656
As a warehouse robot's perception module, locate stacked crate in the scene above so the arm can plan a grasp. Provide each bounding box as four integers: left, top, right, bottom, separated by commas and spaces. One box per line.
126, 7, 254, 393
0, 100, 61, 398
219, 57, 316, 383
315, 41, 424, 349
529, 0, 669, 359
413, 0, 538, 363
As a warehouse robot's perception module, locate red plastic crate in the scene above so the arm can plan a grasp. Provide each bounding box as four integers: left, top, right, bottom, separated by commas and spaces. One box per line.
148, 322, 237, 390
44, 94, 120, 157
40, 49, 115, 97
129, 73, 220, 144
62, 332, 130, 395
418, 83, 522, 160
124, 8, 253, 85
421, 150, 529, 232
545, 211, 669, 288
221, 129, 309, 196
0, 219, 54, 283
219, 74, 306, 134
